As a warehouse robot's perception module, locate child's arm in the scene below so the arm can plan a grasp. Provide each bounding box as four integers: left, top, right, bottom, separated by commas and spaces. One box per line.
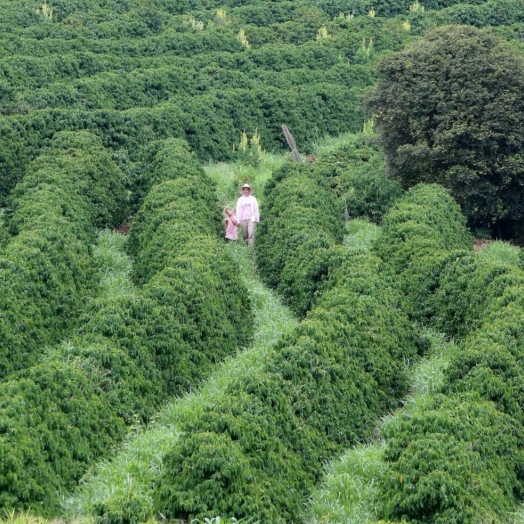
231, 214, 238, 226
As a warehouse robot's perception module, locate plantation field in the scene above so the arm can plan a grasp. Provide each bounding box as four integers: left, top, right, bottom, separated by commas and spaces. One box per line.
2, 0, 524, 522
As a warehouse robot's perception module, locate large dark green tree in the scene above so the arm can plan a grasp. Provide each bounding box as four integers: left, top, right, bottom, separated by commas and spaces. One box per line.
368, 25, 524, 237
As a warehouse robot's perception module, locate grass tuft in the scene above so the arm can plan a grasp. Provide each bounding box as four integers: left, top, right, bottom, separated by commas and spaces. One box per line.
0, 508, 92, 524
344, 219, 381, 250
476, 240, 520, 267
306, 444, 386, 524
92, 230, 134, 299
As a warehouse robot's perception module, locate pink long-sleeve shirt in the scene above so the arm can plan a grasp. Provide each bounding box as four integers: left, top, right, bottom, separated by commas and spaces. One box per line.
236, 195, 260, 222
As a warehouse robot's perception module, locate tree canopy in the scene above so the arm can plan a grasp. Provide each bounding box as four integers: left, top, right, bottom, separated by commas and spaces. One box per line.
368, 25, 524, 236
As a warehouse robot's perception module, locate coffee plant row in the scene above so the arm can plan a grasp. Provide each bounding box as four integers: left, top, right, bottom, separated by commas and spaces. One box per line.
0, 131, 126, 378
141, 162, 423, 522
2, 0, 521, 206
0, 138, 253, 516
255, 163, 344, 317
374, 185, 524, 521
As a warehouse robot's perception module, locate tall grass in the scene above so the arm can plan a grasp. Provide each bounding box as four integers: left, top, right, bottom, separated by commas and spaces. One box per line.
310, 131, 364, 156
476, 240, 520, 267
0, 509, 91, 524
92, 229, 134, 299
344, 219, 381, 250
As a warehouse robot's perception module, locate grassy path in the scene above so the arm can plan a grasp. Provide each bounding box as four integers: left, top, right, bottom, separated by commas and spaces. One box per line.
67, 242, 297, 522
67, 146, 300, 522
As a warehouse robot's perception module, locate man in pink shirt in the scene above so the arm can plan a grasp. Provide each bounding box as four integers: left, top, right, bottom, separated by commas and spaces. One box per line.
236, 183, 260, 246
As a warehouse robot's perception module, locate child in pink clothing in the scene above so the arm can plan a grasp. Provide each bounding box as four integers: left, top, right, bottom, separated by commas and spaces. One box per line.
224, 207, 238, 241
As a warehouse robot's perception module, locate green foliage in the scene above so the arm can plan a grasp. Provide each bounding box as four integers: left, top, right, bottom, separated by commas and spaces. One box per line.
0, 131, 127, 377
67, 242, 297, 523
0, 122, 27, 206
369, 25, 524, 234
374, 183, 524, 523
255, 162, 344, 316
0, 139, 254, 516
127, 145, 253, 392
154, 251, 419, 522
380, 394, 523, 523
374, 184, 472, 321
142, 252, 252, 391
329, 0, 492, 18
10, 131, 127, 229
313, 134, 404, 223
0, 354, 127, 515
0, 0, 390, 193
1, 0, 523, 519
379, 267, 524, 521
129, 180, 221, 281
434, 0, 524, 29
131, 137, 208, 211
434, 256, 524, 337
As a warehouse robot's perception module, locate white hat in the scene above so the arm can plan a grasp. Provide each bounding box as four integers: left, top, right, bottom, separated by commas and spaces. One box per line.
239, 183, 253, 194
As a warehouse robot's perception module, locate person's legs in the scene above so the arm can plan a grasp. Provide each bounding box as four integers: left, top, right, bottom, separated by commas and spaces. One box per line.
247, 219, 256, 246
241, 219, 250, 242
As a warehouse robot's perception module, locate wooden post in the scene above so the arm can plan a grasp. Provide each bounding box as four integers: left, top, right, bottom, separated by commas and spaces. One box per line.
281, 125, 302, 163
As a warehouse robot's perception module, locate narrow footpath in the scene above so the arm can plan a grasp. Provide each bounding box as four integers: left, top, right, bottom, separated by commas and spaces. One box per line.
67, 175, 297, 523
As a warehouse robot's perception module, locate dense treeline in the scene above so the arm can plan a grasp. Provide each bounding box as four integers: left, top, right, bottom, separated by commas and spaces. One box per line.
369, 25, 524, 238
0, 139, 252, 516
373, 185, 524, 522
0, 131, 125, 378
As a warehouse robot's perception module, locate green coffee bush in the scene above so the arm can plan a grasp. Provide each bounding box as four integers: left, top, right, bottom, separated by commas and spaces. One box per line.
434, 257, 524, 337
378, 274, 524, 522
313, 135, 404, 223
380, 394, 523, 523
374, 184, 472, 321
127, 146, 221, 265
130, 139, 252, 381
441, 272, 524, 421
278, 239, 348, 317
130, 137, 211, 213
0, 353, 127, 515
255, 163, 343, 314
375, 185, 524, 523
10, 131, 127, 229
0, 131, 127, 377
375, 184, 472, 275
0, 137, 254, 517
142, 253, 252, 389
